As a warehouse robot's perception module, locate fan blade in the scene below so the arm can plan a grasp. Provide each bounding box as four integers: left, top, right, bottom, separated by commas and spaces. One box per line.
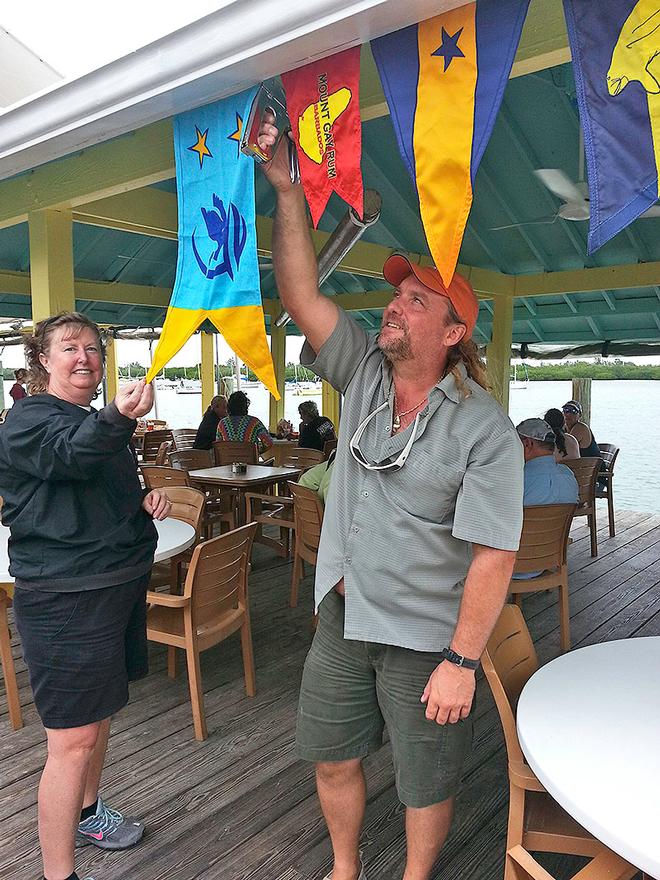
640, 204, 660, 218
490, 216, 558, 231
535, 169, 584, 204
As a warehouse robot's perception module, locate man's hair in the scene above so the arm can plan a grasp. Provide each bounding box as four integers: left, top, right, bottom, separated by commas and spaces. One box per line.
24, 312, 104, 395
13, 368, 27, 381
443, 301, 488, 397
227, 390, 249, 416
298, 400, 319, 419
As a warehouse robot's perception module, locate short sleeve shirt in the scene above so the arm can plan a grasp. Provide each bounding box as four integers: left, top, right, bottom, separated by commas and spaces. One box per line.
301, 308, 524, 651
523, 456, 579, 506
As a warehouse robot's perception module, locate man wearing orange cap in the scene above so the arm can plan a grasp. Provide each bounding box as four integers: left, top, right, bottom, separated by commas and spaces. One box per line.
260, 123, 523, 880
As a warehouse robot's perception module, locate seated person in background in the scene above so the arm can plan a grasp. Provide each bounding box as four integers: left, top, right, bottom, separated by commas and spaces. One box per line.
516, 418, 579, 506
9, 368, 28, 403
298, 450, 336, 504
544, 407, 580, 462
216, 390, 273, 453
562, 400, 601, 459
297, 400, 336, 451
193, 394, 227, 449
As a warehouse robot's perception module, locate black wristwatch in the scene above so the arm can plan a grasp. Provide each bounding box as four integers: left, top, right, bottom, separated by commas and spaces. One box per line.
441, 647, 480, 670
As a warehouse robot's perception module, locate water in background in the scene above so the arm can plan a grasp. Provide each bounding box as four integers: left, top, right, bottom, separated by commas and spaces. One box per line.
4, 378, 658, 515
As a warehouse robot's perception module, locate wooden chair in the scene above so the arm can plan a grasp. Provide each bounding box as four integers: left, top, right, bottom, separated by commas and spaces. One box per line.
142, 465, 189, 490
142, 429, 174, 463
289, 482, 324, 608
0, 587, 22, 730
323, 439, 338, 460
282, 447, 325, 471
508, 504, 576, 653
562, 458, 600, 557
142, 465, 234, 539
596, 443, 620, 538
169, 448, 213, 471
148, 486, 206, 604
245, 491, 294, 559
271, 440, 299, 466
212, 440, 259, 466
172, 428, 198, 450
505, 844, 638, 880
146, 523, 258, 741
483, 604, 618, 880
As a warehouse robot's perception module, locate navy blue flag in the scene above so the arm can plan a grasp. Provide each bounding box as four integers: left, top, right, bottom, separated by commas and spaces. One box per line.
563, 0, 660, 252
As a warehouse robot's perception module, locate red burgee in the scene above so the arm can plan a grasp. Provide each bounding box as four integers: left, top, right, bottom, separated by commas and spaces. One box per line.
282, 47, 364, 227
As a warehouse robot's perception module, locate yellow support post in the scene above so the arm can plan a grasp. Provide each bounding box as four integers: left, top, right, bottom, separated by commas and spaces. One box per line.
322, 381, 341, 430
486, 295, 513, 412
268, 326, 286, 431
104, 335, 120, 403
28, 209, 75, 321
201, 331, 215, 412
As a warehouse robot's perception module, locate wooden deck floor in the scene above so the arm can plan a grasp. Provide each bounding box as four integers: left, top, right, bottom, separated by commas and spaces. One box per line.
2, 505, 659, 880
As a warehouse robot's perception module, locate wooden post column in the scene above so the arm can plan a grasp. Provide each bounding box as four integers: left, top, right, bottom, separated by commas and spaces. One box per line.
201, 331, 215, 413
28, 209, 76, 321
486, 295, 513, 412
268, 326, 286, 431
104, 335, 120, 403
322, 381, 341, 430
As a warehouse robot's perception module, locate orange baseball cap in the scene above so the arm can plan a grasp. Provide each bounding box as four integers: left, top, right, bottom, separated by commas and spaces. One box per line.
382, 254, 479, 339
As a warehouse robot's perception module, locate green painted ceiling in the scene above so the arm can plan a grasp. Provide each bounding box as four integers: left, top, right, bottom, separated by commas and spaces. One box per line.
0, 63, 659, 349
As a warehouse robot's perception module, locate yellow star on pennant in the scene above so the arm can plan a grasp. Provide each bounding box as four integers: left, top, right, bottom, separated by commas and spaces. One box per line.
227, 113, 243, 156
188, 126, 213, 168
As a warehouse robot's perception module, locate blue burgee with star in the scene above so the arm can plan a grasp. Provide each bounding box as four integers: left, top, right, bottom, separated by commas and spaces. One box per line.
147, 86, 278, 396
372, 0, 529, 285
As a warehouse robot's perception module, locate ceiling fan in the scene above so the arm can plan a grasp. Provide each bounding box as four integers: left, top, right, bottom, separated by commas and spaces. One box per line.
492, 128, 660, 230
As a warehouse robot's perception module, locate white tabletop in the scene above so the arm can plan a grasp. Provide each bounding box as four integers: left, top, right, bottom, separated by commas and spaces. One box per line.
517, 638, 660, 878
0, 518, 195, 582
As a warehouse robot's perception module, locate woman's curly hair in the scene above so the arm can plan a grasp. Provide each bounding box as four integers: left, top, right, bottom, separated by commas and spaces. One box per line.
24, 312, 105, 395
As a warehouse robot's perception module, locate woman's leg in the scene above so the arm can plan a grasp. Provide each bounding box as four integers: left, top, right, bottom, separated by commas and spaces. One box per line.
82, 716, 111, 810
40, 720, 102, 880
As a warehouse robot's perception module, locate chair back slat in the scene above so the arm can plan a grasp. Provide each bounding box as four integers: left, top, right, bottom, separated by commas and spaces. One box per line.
169, 449, 213, 471
282, 448, 325, 471
213, 441, 259, 466
184, 524, 256, 628
561, 457, 600, 507
142, 465, 190, 490
172, 429, 198, 450
323, 439, 338, 460
513, 504, 576, 575
482, 604, 538, 767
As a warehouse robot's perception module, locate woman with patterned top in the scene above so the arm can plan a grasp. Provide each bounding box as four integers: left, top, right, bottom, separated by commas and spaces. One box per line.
215, 390, 273, 453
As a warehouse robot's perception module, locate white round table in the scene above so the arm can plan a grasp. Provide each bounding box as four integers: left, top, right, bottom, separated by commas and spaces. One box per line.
517, 638, 660, 878
0, 519, 195, 582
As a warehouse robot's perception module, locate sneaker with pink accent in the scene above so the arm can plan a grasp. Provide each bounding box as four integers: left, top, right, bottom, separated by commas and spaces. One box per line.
76, 796, 144, 850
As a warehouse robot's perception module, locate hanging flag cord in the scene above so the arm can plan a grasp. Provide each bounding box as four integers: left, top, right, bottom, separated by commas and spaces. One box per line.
274, 188, 382, 327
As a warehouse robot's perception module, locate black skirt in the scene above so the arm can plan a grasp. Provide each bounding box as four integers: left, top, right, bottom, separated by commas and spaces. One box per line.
13, 574, 150, 729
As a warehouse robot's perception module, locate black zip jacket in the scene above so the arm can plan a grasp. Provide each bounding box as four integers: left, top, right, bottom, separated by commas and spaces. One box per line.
0, 394, 157, 590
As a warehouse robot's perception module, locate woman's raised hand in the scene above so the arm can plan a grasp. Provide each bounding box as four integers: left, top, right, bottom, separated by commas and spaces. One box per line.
114, 380, 154, 419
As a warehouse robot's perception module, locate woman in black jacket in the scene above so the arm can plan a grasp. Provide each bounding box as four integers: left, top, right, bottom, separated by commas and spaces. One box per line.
0, 313, 170, 880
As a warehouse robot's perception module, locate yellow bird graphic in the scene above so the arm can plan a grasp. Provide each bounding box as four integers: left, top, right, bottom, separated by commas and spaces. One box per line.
607, 1, 660, 177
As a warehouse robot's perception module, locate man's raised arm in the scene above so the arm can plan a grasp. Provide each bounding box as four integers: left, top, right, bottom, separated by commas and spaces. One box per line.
259, 122, 339, 353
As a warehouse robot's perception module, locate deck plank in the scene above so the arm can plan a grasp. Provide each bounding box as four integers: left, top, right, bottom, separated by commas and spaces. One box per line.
1, 509, 658, 880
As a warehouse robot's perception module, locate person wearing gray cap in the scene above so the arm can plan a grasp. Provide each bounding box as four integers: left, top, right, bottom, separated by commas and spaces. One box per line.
516, 418, 579, 506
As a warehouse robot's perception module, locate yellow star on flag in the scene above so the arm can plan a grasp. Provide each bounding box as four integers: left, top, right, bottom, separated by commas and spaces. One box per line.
227, 113, 243, 156
188, 126, 213, 168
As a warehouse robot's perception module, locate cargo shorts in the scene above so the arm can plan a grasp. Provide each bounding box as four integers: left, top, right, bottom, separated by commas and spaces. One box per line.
296, 589, 474, 807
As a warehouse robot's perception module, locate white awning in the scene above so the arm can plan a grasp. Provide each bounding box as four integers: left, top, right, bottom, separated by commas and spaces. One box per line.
0, 0, 461, 182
